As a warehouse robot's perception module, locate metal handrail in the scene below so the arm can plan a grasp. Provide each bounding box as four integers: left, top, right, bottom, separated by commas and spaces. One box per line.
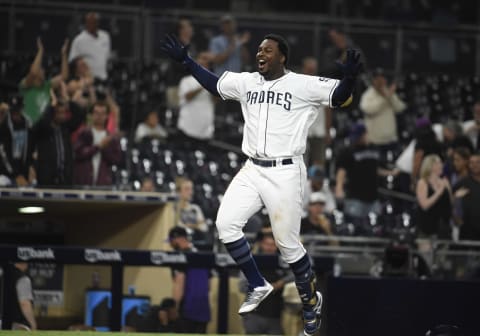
302, 234, 391, 244
303, 234, 480, 247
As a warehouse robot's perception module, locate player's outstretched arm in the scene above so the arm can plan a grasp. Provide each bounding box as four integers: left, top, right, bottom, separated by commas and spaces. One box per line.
160, 34, 220, 97
331, 49, 362, 108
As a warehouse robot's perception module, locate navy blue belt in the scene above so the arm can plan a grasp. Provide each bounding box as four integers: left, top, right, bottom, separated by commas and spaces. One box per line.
250, 157, 293, 167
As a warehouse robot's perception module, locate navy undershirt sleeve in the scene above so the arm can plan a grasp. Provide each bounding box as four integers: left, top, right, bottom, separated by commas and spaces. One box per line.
183, 56, 220, 97
331, 76, 355, 107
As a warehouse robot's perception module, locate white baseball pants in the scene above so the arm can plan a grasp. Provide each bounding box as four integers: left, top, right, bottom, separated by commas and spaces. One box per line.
216, 157, 307, 263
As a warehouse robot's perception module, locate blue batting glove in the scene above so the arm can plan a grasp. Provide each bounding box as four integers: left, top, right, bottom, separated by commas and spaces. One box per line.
336, 49, 362, 78
160, 34, 190, 63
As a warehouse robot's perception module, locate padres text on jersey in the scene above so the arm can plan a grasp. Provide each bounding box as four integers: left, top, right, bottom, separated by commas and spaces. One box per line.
217, 71, 339, 158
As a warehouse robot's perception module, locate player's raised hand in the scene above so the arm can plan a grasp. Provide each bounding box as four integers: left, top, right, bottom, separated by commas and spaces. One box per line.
336, 49, 362, 78
160, 33, 189, 63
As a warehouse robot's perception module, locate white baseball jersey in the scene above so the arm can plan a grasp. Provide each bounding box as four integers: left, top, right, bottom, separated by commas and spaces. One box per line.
215, 70, 339, 264
217, 71, 339, 158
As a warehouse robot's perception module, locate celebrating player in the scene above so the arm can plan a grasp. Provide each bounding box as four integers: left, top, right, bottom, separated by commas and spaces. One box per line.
161, 33, 360, 336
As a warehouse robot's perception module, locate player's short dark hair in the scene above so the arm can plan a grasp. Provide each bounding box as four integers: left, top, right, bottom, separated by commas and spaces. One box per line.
264, 34, 290, 66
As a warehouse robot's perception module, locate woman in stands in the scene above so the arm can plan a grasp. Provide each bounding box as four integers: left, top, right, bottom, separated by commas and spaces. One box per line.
415, 154, 453, 239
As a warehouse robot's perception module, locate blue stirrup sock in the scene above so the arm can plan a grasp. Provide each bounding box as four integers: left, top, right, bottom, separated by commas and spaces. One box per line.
290, 253, 318, 309
224, 237, 265, 288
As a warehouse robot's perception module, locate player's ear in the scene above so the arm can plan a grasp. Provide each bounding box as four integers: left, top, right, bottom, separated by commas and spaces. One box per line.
280, 55, 285, 65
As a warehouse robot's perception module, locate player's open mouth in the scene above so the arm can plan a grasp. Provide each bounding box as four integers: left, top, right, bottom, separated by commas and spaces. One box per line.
258, 59, 266, 71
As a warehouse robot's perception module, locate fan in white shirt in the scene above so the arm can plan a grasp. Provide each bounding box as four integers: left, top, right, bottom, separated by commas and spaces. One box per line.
178, 52, 215, 140
463, 102, 480, 151
69, 12, 111, 80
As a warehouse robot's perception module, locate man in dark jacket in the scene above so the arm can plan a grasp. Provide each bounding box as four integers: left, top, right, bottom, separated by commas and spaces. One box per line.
32, 97, 84, 187
73, 101, 120, 186
0, 96, 33, 186
454, 151, 480, 240
335, 123, 382, 218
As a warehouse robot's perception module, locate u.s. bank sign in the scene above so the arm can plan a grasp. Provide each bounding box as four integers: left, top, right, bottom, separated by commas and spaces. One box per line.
84, 249, 122, 263
17, 247, 55, 261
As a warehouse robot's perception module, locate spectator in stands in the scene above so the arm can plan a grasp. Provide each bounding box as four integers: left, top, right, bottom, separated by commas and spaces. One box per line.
208, 15, 250, 143
177, 52, 215, 142
303, 166, 336, 214
411, 118, 444, 189
20, 38, 69, 123
302, 57, 332, 167
140, 176, 156, 192
463, 101, 480, 151
165, 18, 195, 110
240, 229, 293, 335
335, 123, 380, 218
301, 57, 318, 76
67, 56, 120, 139
335, 123, 383, 218
11, 263, 37, 331
69, 12, 111, 80
0, 96, 33, 187
415, 154, 452, 239
301, 192, 335, 238
450, 147, 471, 186
32, 86, 85, 187
454, 151, 480, 240
0, 102, 8, 124
209, 14, 250, 75
320, 28, 364, 78
168, 226, 211, 333
442, 120, 474, 153
440, 121, 474, 184
67, 56, 95, 108
102, 89, 120, 134
135, 109, 168, 143
136, 108, 166, 142
73, 101, 121, 186
360, 68, 406, 151
175, 177, 207, 232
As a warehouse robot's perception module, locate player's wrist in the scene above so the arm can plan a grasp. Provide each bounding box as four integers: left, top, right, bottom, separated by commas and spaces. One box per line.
182, 54, 193, 65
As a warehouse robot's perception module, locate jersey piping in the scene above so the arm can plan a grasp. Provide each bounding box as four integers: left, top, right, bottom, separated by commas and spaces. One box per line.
263, 74, 290, 157
217, 71, 229, 100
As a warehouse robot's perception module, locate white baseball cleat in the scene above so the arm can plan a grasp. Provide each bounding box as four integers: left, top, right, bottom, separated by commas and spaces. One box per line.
238, 280, 274, 315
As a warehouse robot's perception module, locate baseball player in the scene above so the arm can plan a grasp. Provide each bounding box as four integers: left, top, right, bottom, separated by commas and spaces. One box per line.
161, 33, 360, 336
